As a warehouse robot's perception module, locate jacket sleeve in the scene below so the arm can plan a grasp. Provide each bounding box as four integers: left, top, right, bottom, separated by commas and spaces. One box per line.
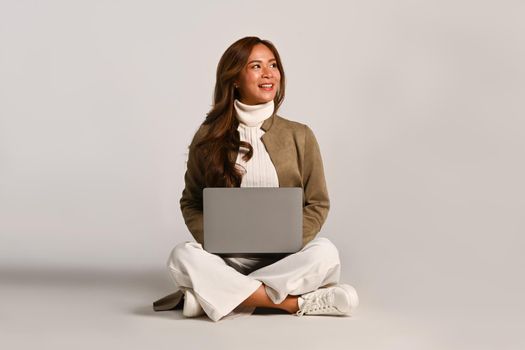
179, 126, 206, 244
302, 125, 330, 246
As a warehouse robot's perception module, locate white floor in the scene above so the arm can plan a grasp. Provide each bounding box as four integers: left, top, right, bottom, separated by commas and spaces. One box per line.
2, 265, 522, 350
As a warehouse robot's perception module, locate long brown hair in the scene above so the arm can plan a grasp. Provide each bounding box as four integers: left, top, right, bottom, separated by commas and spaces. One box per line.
196, 36, 286, 187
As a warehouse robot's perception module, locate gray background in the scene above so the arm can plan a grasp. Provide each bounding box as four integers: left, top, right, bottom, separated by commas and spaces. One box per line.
1, 0, 524, 349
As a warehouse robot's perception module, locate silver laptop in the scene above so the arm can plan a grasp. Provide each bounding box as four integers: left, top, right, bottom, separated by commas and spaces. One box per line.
203, 187, 303, 256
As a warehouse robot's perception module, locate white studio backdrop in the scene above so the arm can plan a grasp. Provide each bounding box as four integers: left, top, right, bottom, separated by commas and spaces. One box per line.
1, 0, 524, 319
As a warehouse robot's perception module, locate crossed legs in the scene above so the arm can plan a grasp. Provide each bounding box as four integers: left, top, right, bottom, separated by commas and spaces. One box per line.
167, 237, 341, 321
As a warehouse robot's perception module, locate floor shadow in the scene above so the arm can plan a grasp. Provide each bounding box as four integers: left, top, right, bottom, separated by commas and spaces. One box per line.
2, 265, 290, 321
132, 304, 215, 322
253, 308, 289, 315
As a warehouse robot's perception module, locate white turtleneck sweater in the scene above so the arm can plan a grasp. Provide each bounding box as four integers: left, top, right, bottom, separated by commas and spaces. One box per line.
234, 99, 279, 188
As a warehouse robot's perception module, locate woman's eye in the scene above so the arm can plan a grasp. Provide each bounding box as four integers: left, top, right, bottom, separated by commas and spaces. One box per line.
251, 63, 277, 69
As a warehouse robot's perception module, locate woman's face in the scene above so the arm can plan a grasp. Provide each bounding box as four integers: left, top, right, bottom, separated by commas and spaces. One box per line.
235, 43, 281, 105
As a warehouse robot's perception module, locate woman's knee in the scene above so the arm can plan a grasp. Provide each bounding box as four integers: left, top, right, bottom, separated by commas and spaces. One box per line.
167, 241, 203, 269
306, 237, 340, 264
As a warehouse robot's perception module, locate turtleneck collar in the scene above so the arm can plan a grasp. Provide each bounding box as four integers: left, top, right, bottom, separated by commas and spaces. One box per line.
234, 99, 275, 127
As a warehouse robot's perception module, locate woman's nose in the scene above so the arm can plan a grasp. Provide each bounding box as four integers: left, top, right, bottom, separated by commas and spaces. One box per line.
262, 66, 273, 78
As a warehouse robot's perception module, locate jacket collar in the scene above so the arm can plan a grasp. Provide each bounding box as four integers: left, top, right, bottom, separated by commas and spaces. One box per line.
261, 113, 276, 132
259, 113, 292, 187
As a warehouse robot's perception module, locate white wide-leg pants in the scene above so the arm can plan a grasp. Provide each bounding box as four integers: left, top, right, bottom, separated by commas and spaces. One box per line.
166, 237, 341, 321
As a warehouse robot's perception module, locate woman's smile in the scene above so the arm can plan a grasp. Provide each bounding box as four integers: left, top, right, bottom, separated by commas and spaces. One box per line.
258, 83, 274, 91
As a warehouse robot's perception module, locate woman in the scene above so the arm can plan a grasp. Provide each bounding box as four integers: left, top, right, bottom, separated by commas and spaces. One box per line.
153, 37, 359, 322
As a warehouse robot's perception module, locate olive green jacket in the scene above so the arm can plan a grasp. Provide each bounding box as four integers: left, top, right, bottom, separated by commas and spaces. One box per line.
180, 113, 330, 247
153, 113, 329, 312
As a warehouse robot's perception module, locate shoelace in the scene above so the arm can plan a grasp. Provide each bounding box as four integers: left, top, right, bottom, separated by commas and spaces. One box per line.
296, 289, 336, 316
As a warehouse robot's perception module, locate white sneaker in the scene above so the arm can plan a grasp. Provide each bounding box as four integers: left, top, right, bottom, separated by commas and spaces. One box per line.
182, 289, 205, 317
296, 284, 359, 316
